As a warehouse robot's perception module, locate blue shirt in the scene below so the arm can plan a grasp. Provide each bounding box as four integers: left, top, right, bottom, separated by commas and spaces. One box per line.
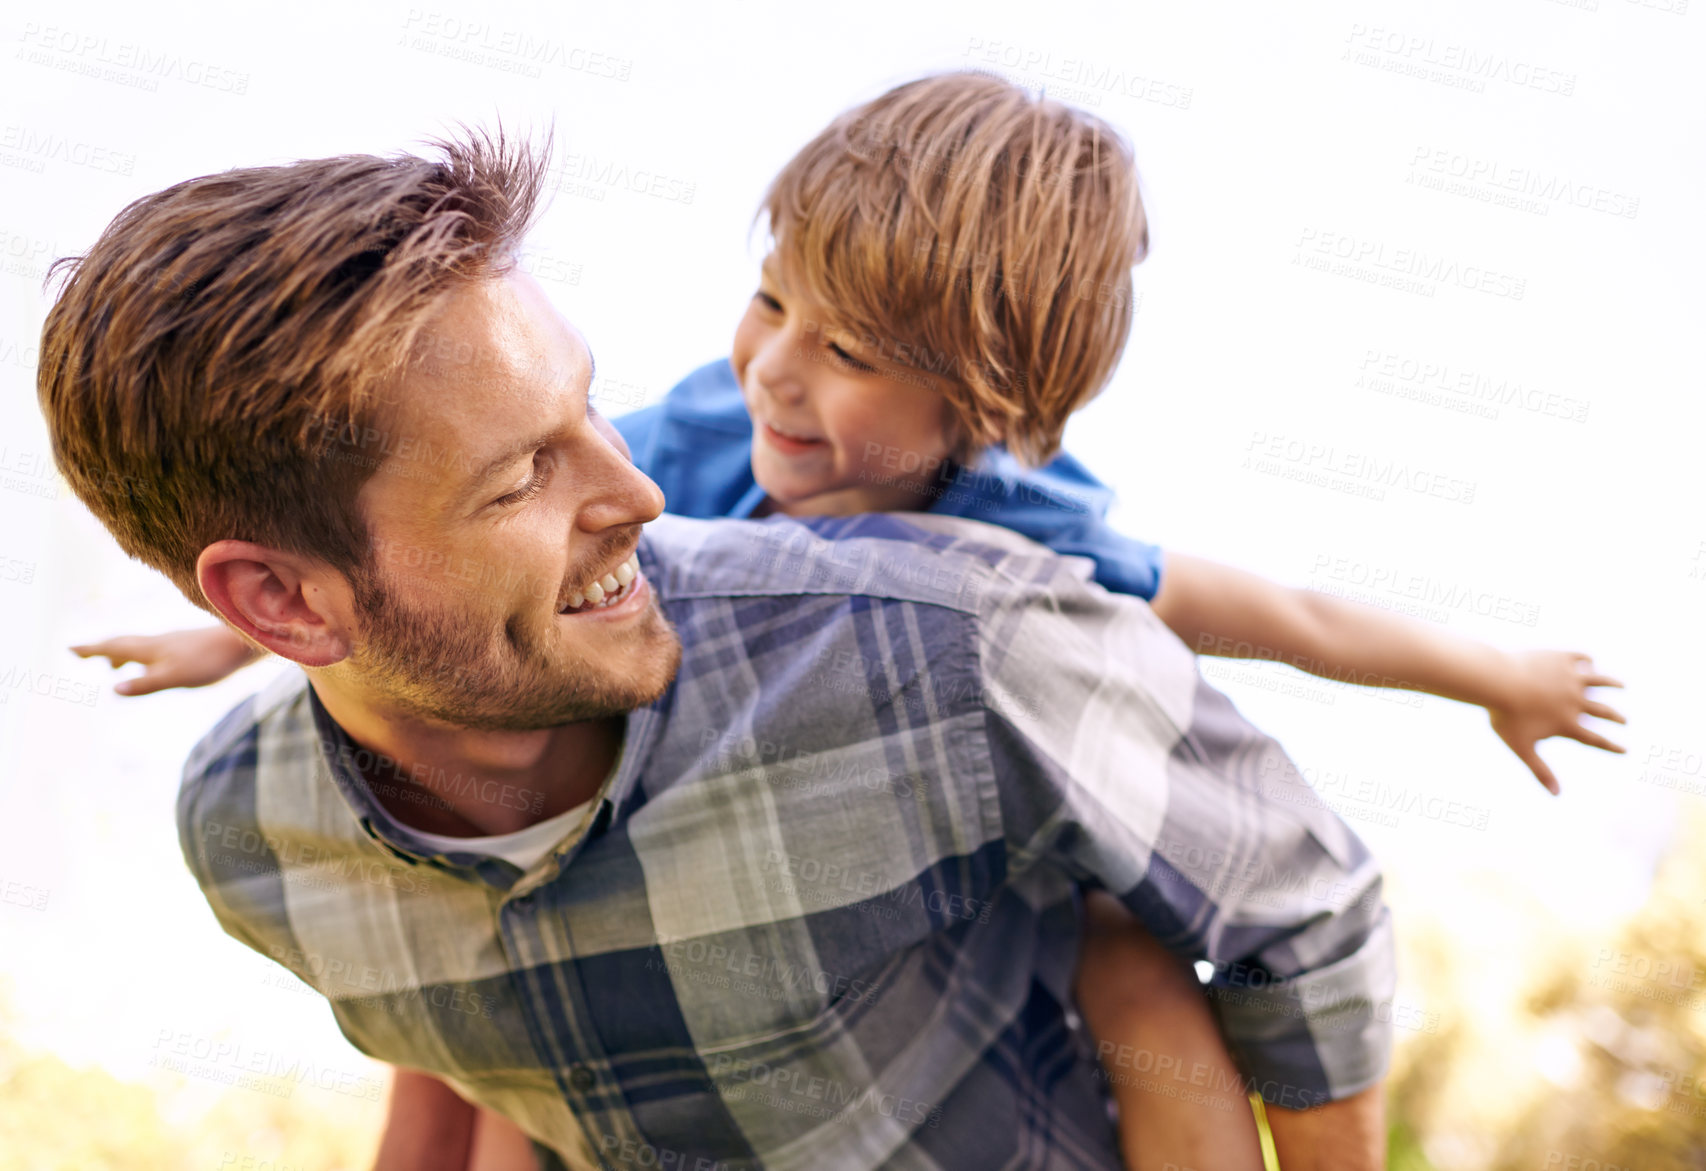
178, 511, 1393, 1169
614, 359, 1165, 601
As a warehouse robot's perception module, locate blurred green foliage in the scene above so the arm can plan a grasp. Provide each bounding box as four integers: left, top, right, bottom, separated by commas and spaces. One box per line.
1385, 803, 1706, 1170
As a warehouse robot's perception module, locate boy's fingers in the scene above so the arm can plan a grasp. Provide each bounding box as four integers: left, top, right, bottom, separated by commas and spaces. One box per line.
72, 636, 151, 666
1582, 700, 1626, 724
71, 642, 126, 664
115, 672, 171, 697
1570, 654, 1623, 689
1568, 725, 1625, 754
1511, 739, 1559, 795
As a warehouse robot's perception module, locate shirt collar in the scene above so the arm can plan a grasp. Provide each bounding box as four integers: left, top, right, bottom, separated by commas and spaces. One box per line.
303, 654, 668, 894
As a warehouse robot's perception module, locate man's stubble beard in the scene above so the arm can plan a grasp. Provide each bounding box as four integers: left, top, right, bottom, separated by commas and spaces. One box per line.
346, 564, 682, 732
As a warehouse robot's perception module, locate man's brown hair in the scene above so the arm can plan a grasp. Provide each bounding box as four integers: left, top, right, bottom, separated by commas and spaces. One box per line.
37, 128, 548, 613
761, 70, 1149, 466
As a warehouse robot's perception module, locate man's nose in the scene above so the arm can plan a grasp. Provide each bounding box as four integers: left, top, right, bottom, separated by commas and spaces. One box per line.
584, 415, 666, 527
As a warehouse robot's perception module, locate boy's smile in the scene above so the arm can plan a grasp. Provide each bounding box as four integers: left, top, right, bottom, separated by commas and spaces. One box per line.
754, 416, 828, 457
731, 256, 959, 518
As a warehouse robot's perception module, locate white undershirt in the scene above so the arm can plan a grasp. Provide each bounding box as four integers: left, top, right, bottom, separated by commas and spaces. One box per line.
405, 749, 622, 871
408, 798, 596, 870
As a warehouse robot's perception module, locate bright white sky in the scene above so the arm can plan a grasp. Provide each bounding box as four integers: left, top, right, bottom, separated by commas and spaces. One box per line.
1, 0, 1701, 1115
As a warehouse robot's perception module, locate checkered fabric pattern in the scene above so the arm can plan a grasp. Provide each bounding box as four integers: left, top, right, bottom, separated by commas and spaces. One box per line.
178, 511, 1394, 1169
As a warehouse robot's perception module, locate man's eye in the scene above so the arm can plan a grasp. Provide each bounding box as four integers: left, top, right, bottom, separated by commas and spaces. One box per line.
830, 343, 876, 373
495, 454, 550, 507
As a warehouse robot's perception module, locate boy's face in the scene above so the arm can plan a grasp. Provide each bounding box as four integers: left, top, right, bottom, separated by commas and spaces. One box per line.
730, 256, 958, 517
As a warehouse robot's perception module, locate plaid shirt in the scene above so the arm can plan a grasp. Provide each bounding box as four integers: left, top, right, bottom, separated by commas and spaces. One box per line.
178, 511, 1395, 1170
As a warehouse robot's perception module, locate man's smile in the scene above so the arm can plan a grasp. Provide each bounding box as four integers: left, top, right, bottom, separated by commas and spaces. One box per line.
559, 551, 647, 618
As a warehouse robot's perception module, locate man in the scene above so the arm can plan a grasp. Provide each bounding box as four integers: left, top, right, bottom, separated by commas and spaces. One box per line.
38, 131, 1393, 1169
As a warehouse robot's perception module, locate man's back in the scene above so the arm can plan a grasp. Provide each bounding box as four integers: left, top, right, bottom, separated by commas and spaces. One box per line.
178, 510, 1393, 1169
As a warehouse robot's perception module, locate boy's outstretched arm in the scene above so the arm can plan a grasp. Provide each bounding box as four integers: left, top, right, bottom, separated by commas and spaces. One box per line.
72, 626, 264, 695
1149, 553, 1626, 793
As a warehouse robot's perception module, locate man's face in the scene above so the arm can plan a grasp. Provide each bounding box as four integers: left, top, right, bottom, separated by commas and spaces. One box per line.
340, 270, 680, 731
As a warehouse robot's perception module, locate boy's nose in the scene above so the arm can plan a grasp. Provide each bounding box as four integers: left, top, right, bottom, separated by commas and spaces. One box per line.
749, 338, 808, 405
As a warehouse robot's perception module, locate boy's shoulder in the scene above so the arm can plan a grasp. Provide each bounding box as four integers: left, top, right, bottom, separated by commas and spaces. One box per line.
926, 448, 1166, 602
927, 446, 1114, 522
610, 359, 757, 519
654, 358, 750, 432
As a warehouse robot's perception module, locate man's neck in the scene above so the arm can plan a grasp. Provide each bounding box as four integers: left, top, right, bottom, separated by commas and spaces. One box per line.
307, 676, 623, 837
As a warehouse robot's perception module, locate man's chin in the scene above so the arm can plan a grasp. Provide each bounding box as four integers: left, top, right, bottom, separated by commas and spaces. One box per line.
480, 615, 682, 732
351, 602, 682, 733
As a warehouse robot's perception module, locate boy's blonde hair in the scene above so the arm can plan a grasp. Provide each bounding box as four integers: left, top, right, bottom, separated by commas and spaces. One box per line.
761, 70, 1148, 466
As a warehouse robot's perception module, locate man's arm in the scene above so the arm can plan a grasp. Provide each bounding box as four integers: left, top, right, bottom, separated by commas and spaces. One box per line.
975, 550, 1395, 1169
1150, 552, 1625, 793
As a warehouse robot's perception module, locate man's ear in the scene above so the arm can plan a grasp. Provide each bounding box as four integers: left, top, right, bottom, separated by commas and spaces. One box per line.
196, 540, 354, 667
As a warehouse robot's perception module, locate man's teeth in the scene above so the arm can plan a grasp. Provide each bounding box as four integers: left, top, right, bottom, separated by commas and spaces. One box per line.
562, 554, 641, 613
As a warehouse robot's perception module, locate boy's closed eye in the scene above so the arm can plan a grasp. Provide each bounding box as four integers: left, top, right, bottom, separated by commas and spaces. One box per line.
828, 341, 877, 373
753, 287, 879, 374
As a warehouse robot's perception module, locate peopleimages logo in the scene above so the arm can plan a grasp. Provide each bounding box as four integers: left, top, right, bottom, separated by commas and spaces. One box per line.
149, 1029, 383, 1101
1308, 551, 1542, 628
16, 23, 250, 93
1356, 350, 1590, 424
1341, 24, 1577, 97
1242, 430, 1479, 506
398, 10, 633, 80
0, 665, 98, 707
963, 38, 1193, 110
0, 125, 136, 175
1408, 147, 1638, 220
1294, 228, 1526, 300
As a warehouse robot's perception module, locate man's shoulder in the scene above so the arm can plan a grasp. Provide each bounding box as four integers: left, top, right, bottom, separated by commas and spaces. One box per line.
178, 669, 313, 853
640, 511, 1101, 616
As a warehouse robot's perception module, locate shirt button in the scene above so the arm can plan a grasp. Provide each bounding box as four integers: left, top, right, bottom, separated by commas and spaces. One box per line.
568, 1064, 595, 1091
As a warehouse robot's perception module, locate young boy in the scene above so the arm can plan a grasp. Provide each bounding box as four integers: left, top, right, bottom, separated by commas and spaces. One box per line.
74, 73, 1624, 1168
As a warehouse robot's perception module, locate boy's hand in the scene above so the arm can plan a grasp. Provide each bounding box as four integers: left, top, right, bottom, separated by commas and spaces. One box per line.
1487, 650, 1625, 795
71, 625, 263, 696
